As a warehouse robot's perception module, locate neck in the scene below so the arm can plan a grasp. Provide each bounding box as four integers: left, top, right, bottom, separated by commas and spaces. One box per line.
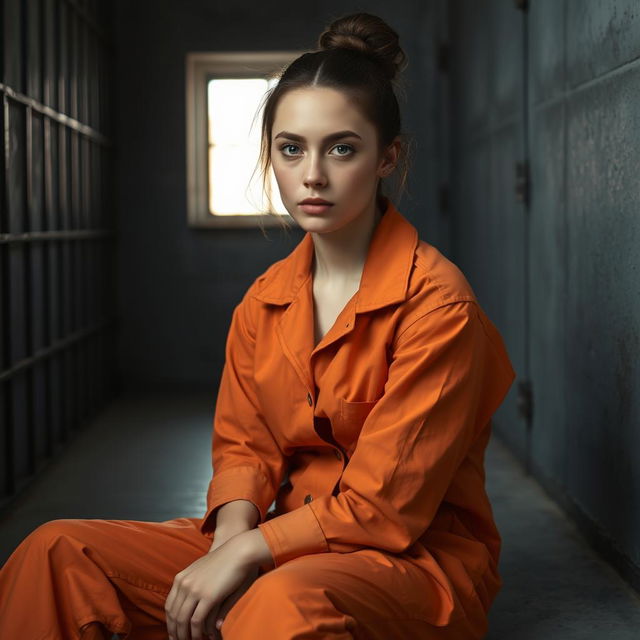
311, 195, 385, 285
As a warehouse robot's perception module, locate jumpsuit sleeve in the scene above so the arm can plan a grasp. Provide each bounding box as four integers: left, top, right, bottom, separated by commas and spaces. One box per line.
257, 299, 515, 566
199, 289, 287, 535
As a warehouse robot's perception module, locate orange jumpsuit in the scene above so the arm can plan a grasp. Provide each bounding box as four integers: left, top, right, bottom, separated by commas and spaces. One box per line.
0, 196, 515, 639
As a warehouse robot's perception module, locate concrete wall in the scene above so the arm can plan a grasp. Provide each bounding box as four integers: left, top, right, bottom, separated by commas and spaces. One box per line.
449, 0, 640, 590
113, 0, 447, 392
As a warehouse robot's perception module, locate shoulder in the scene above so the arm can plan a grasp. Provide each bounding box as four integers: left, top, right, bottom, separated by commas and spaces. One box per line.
390, 238, 479, 342
407, 238, 477, 307
395, 240, 514, 380
247, 259, 286, 297
232, 257, 289, 324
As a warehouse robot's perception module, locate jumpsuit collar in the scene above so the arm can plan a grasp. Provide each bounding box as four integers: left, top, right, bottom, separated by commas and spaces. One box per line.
252, 196, 419, 313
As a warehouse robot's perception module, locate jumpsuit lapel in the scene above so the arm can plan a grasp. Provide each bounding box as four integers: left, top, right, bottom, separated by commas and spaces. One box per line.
273, 246, 358, 395
274, 272, 316, 394
253, 197, 419, 395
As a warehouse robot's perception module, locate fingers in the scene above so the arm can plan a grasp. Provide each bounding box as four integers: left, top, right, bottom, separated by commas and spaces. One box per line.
173, 593, 197, 640
204, 603, 225, 639
165, 574, 196, 640
211, 566, 260, 637
169, 594, 214, 640
206, 609, 223, 640
214, 612, 225, 639
190, 599, 218, 640
165, 551, 257, 640
205, 595, 229, 640
165, 577, 179, 637
215, 593, 237, 630
165, 569, 190, 640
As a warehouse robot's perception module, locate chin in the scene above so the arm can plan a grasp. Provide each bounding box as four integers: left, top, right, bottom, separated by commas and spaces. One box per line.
295, 216, 330, 230
286, 207, 329, 225
304, 218, 353, 236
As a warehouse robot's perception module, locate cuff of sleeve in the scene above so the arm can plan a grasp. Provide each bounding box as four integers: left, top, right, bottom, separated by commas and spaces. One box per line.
200, 466, 274, 535
256, 503, 328, 567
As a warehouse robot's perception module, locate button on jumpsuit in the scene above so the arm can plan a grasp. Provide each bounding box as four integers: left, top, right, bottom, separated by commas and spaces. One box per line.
0, 196, 516, 639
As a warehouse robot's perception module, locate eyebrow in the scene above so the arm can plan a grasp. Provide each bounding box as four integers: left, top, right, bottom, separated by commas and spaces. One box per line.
273, 130, 363, 143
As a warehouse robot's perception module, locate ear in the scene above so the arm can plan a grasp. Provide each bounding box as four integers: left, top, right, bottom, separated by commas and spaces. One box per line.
377, 136, 401, 177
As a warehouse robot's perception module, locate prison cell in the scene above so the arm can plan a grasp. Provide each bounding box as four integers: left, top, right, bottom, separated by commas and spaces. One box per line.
0, 0, 117, 511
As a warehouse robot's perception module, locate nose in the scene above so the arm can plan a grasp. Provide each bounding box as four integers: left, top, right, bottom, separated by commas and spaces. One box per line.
303, 153, 327, 188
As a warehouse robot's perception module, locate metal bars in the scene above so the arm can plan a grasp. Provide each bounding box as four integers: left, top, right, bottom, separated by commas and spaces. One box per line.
0, 0, 116, 511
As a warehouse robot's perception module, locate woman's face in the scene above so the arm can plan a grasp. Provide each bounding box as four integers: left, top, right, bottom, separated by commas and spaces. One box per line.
270, 86, 395, 234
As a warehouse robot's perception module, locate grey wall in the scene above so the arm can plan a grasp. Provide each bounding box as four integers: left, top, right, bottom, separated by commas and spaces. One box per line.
113, 0, 448, 392
449, 0, 640, 590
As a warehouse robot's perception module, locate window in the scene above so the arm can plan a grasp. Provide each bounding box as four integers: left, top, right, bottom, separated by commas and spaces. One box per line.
186, 51, 302, 228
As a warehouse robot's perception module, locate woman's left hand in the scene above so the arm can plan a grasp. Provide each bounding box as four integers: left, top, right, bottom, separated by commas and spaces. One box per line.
164, 533, 257, 640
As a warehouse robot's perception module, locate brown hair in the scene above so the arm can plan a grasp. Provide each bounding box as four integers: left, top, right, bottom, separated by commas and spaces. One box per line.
253, 12, 412, 231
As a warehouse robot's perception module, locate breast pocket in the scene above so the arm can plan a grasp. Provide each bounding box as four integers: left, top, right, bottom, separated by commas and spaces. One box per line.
338, 397, 379, 443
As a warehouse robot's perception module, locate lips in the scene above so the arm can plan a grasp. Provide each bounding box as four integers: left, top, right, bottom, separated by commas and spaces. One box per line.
299, 201, 333, 215
299, 199, 333, 205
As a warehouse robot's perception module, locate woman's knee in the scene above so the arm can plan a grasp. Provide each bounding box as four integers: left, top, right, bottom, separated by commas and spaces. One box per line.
29, 518, 93, 546
255, 561, 325, 597
227, 560, 334, 618
221, 563, 353, 638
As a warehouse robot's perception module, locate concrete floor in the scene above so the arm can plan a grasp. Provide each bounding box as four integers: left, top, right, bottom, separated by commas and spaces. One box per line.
1, 390, 639, 638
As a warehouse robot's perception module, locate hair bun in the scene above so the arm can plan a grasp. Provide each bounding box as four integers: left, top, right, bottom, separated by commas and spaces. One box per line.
317, 12, 407, 81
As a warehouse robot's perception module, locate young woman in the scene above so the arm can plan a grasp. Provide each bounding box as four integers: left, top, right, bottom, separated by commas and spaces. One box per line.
0, 12, 515, 640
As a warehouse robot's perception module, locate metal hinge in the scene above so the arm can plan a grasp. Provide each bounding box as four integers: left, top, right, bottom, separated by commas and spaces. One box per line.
517, 379, 533, 423
514, 0, 529, 11
437, 42, 449, 73
515, 160, 530, 206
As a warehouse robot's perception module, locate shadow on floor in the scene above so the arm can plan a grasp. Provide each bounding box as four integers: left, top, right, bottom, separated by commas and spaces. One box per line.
1, 390, 639, 638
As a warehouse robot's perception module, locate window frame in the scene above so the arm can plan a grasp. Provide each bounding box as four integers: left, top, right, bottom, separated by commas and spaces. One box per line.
185, 51, 302, 228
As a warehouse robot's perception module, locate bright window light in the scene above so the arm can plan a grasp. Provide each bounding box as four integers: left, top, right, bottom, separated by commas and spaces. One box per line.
207, 77, 287, 216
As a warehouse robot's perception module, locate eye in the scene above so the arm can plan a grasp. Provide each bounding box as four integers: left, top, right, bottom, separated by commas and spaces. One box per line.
331, 143, 355, 157
279, 142, 356, 158
280, 143, 301, 157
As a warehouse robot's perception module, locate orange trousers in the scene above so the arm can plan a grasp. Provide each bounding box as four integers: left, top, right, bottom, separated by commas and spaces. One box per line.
0, 516, 485, 639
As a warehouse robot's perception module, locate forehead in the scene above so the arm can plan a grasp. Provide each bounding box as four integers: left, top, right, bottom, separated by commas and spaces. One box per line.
272, 87, 373, 138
